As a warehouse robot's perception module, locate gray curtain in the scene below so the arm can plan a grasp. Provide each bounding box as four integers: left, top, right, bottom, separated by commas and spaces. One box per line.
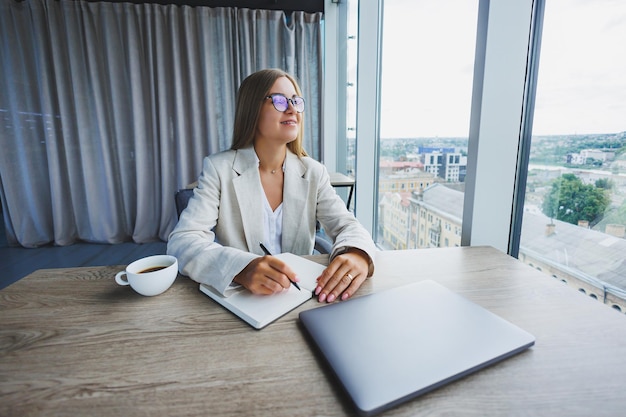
0, 0, 323, 247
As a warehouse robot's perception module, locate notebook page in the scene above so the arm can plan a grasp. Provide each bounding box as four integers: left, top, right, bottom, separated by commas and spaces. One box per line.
273, 252, 326, 292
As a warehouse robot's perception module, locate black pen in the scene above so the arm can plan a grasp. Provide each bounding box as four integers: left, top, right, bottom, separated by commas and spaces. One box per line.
259, 242, 301, 291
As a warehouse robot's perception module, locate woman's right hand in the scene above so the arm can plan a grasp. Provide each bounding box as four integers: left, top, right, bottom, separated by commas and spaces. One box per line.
233, 256, 299, 295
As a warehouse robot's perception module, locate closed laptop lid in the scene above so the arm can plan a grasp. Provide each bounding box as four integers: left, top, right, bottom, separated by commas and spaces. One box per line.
299, 280, 535, 416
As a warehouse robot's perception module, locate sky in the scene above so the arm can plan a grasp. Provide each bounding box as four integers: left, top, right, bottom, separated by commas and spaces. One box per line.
531, 0, 626, 136
369, 0, 626, 138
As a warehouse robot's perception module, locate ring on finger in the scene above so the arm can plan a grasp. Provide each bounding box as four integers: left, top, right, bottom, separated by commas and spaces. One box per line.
345, 273, 354, 282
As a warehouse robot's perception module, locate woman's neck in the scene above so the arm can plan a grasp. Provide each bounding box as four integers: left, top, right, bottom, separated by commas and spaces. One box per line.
255, 143, 286, 174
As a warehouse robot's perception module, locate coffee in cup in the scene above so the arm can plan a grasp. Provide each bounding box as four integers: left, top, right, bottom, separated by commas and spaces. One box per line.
115, 255, 178, 296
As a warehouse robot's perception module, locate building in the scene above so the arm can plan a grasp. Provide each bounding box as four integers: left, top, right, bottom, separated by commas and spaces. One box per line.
422, 151, 443, 177
409, 184, 464, 249
519, 212, 626, 312
378, 192, 411, 250
418, 147, 467, 182
379, 159, 424, 176
567, 149, 616, 165
440, 152, 467, 182
379, 184, 463, 251
378, 170, 437, 194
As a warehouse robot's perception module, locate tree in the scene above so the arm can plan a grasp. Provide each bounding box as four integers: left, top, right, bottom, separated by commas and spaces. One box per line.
541, 174, 610, 227
595, 178, 613, 190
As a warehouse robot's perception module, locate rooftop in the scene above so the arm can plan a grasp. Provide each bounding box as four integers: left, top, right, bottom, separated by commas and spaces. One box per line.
415, 183, 464, 223
520, 212, 626, 296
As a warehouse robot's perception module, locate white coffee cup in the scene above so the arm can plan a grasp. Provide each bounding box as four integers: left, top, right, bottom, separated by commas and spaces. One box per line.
115, 255, 178, 296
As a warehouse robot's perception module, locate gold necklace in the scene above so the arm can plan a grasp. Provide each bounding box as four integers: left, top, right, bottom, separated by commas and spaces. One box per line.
260, 163, 280, 174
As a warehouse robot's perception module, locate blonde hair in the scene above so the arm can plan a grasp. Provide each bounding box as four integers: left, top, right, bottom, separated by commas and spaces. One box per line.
230, 68, 308, 157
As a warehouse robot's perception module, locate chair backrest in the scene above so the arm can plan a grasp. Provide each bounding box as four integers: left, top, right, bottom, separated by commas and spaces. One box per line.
314, 232, 332, 255
174, 188, 195, 219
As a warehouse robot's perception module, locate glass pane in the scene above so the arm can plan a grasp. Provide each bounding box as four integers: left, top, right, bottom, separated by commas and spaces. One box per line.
520, 0, 626, 313
376, 0, 478, 250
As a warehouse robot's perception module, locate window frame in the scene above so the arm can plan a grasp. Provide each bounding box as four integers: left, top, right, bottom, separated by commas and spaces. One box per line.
325, 0, 541, 255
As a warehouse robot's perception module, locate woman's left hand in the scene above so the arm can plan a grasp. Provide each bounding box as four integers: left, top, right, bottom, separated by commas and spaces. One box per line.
315, 248, 370, 303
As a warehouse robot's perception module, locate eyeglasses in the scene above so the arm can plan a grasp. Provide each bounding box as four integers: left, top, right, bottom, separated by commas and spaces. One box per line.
264, 94, 305, 113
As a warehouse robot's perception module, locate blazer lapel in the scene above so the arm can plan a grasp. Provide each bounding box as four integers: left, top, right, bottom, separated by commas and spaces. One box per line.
282, 152, 311, 253
232, 148, 265, 253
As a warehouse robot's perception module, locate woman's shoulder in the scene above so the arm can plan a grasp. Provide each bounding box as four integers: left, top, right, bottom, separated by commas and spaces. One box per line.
297, 155, 329, 179
206, 149, 236, 162
299, 155, 322, 166
199, 150, 237, 176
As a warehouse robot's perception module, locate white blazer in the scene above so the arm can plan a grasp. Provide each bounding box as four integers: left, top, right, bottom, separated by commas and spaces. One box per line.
167, 147, 376, 294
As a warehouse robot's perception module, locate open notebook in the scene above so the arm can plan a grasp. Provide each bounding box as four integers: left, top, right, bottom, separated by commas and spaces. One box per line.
199, 253, 326, 329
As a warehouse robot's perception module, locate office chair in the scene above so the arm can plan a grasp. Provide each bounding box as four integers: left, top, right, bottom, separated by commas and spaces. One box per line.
175, 188, 195, 219
173, 188, 332, 254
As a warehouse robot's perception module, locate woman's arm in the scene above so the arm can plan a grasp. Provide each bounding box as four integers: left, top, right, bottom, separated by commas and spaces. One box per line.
311, 162, 376, 302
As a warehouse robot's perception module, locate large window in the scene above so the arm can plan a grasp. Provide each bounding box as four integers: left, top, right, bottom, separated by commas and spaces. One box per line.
519, 0, 626, 312
342, 0, 625, 314
375, 0, 479, 250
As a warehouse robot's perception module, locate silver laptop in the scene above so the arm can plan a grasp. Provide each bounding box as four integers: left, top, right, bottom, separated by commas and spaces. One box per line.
299, 280, 535, 416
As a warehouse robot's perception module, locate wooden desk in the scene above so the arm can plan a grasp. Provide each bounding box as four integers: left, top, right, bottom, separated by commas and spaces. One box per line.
2, 246, 626, 416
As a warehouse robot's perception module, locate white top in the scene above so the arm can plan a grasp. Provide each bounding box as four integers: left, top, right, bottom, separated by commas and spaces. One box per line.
255, 152, 285, 254
262, 194, 283, 254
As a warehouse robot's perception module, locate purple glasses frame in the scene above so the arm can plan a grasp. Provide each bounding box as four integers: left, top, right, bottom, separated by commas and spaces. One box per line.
264, 94, 305, 113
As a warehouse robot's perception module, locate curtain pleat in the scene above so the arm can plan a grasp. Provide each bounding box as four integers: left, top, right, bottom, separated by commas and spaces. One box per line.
0, 0, 323, 247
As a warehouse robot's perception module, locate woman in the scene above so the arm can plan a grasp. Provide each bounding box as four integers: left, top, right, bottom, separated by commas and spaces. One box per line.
167, 68, 376, 303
